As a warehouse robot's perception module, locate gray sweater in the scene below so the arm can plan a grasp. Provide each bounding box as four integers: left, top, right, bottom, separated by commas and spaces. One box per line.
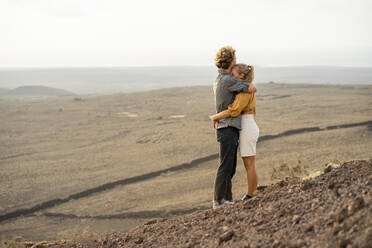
213, 70, 250, 130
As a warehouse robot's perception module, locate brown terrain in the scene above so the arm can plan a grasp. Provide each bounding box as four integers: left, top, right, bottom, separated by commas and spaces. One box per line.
0, 83, 371, 247
47, 160, 372, 248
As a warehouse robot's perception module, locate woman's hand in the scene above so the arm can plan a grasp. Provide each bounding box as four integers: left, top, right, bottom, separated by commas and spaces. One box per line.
210, 115, 219, 129
248, 84, 257, 93
213, 120, 219, 129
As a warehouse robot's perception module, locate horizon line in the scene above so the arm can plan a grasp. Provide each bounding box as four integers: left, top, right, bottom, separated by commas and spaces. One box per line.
1, 64, 372, 70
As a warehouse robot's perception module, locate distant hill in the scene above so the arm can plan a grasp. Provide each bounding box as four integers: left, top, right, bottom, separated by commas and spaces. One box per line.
0, 88, 10, 95
2, 85, 76, 97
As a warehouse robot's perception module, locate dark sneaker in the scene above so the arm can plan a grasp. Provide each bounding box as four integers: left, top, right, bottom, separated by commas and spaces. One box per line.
241, 194, 253, 201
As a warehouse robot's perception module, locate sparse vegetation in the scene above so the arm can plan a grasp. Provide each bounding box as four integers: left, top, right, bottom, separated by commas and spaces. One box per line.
270, 159, 309, 181
0, 236, 24, 248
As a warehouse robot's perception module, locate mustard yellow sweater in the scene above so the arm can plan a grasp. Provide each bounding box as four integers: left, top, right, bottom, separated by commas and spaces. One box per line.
227, 92, 256, 117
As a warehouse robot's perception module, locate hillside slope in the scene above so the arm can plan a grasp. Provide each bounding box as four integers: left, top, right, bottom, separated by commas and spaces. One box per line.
47, 160, 371, 248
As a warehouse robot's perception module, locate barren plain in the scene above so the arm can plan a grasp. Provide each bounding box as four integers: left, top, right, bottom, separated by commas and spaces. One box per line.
0, 83, 371, 242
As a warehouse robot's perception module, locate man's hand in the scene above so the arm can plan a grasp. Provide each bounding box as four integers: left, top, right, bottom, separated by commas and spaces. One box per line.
248, 84, 257, 93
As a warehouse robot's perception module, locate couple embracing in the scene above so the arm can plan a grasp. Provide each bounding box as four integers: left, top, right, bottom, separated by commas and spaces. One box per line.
210, 46, 259, 209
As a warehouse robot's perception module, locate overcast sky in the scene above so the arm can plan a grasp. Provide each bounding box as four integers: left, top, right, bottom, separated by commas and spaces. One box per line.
1, 0, 371, 67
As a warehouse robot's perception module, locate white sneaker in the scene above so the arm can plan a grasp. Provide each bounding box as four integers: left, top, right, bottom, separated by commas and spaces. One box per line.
213, 200, 234, 209
222, 200, 233, 205
213, 203, 221, 209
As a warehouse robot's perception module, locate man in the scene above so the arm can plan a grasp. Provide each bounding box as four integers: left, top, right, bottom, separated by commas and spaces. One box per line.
212, 46, 256, 209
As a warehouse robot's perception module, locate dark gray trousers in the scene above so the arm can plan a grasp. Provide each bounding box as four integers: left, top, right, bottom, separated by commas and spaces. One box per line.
214, 126, 239, 203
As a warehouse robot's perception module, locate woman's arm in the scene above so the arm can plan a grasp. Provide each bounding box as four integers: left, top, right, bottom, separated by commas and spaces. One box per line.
209, 92, 253, 128
227, 92, 253, 117
210, 109, 231, 122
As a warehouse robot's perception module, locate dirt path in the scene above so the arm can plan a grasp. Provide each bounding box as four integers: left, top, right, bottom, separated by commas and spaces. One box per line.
44, 159, 371, 248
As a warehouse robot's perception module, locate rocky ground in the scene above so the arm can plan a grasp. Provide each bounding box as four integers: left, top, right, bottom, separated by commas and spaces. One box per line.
38, 159, 371, 248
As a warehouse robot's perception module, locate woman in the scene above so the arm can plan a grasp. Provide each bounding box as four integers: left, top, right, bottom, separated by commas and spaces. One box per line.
210, 63, 259, 200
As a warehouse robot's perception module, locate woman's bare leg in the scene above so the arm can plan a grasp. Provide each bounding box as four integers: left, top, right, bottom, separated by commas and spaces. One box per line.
242, 156, 257, 196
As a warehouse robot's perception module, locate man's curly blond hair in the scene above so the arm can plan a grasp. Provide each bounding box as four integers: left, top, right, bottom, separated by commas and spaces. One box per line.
215, 46, 236, 69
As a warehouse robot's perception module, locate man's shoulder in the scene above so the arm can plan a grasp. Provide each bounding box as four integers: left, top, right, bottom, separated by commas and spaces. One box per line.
219, 73, 236, 84
220, 72, 234, 79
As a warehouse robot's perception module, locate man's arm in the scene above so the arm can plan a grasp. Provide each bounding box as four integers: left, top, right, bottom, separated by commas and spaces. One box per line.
226, 76, 257, 93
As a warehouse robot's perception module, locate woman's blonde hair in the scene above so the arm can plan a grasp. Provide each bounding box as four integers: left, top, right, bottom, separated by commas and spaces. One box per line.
233, 63, 254, 83
215, 46, 236, 69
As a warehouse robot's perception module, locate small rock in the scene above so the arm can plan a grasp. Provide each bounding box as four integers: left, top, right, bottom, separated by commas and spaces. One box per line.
134, 237, 143, 244
348, 226, 355, 234
324, 166, 333, 173
145, 218, 158, 225
124, 235, 131, 242
367, 178, 372, 186
311, 201, 318, 209
337, 208, 348, 223
272, 240, 282, 248
24, 242, 34, 248
332, 223, 341, 235
338, 239, 350, 248
334, 188, 341, 197
301, 180, 315, 190
31, 241, 48, 248
348, 197, 365, 215
328, 182, 336, 189
292, 215, 300, 224
219, 230, 234, 244
304, 224, 314, 233
221, 225, 229, 232
279, 181, 287, 187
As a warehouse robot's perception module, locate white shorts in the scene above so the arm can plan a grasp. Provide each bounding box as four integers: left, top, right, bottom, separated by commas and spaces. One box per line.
239, 114, 259, 157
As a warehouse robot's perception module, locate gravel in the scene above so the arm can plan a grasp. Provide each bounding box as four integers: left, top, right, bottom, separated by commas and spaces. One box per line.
48, 159, 372, 248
